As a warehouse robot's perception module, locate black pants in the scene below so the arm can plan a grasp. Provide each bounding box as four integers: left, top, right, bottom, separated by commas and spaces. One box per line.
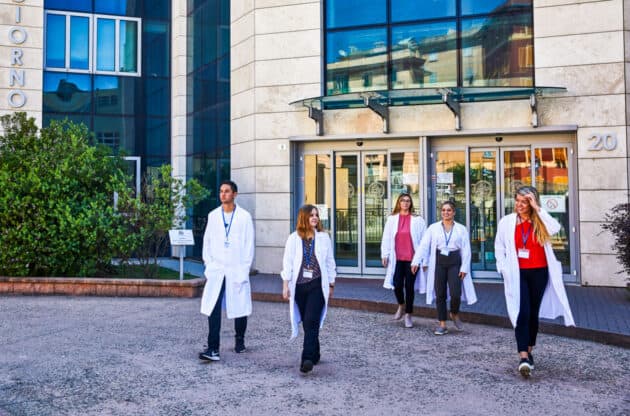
393, 261, 416, 313
294, 278, 325, 364
515, 267, 548, 353
207, 278, 247, 350
435, 250, 462, 322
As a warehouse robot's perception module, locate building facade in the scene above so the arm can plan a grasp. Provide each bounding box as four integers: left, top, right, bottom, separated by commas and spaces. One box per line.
1, 0, 628, 286
230, 0, 629, 287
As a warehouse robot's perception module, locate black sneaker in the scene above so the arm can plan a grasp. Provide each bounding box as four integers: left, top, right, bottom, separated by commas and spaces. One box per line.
528, 352, 534, 370
199, 349, 220, 361
234, 338, 246, 354
300, 360, 313, 373
518, 358, 532, 377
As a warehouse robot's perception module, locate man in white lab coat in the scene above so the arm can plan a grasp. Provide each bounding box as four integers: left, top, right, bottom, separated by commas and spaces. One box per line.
199, 180, 255, 361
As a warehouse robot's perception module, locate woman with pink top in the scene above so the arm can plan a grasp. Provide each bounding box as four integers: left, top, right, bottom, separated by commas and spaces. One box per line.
381, 193, 426, 328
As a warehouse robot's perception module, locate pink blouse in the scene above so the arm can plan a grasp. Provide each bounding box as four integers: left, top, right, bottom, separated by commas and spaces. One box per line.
395, 214, 414, 261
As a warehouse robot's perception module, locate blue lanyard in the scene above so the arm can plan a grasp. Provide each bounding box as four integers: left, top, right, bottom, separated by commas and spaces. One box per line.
303, 238, 315, 268
222, 205, 236, 241
518, 216, 532, 247
442, 222, 454, 249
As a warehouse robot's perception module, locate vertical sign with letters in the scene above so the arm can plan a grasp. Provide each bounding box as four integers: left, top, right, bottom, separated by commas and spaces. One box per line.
8, 0, 27, 108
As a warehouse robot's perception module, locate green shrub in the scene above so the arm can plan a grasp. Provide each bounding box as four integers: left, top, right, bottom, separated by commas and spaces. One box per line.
601, 203, 630, 278
0, 113, 132, 276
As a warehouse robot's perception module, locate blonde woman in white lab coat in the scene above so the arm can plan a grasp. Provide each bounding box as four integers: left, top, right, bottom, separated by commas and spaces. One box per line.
495, 186, 574, 378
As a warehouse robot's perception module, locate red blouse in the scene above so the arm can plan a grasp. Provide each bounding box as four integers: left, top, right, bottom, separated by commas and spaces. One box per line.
395, 214, 414, 261
515, 219, 547, 269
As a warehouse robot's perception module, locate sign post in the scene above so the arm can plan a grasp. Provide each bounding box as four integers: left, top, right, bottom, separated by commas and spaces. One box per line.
168, 230, 195, 280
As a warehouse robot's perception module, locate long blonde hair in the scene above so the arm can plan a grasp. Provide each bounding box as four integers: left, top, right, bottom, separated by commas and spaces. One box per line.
515, 186, 550, 244
296, 204, 322, 240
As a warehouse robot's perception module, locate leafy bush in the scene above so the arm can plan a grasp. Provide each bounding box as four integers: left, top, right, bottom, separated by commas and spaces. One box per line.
117, 165, 209, 278
601, 203, 630, 278
0, 113, 132, 276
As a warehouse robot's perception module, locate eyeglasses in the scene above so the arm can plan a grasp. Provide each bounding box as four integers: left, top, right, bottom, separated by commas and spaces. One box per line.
400, 199, 411, 203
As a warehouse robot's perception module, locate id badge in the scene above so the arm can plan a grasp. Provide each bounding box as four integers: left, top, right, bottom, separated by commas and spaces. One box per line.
518, 248, 530, 259
224, 240, 230, 248
303, 269, 313, 278
440, 248, 450, 256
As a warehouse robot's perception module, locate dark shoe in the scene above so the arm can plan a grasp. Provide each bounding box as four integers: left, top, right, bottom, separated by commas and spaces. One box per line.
313, 355, 320, 365
450, 312, 463, 331
433, 326, 448, 335
300, 360, 313, 373
528, 352, 534, 369
518, 358, 532, 377
199, 349, 220, 361
234, 338, 246, 353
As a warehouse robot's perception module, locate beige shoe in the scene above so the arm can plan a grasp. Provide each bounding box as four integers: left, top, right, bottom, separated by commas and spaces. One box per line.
404, 314, 413, 328
393, 305, 404, 321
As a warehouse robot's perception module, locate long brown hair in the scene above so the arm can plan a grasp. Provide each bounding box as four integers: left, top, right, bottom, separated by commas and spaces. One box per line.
391, 193, 415, 215
515, 186, 550, 244
296, 204, 322, 240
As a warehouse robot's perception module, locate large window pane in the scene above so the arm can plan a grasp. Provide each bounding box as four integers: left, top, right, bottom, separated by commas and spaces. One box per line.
391, 21, 457, 89
144, 78, 169, 117
45, 14, 66, 68
43, 72, 92, 113
96, 18, 116, 71
70, 16, 89, 70
94, 75, 137, 115
461, 13, 533, 87
144, 21, 169, 77
94, 116, 136, 152
326, 28, 387, 95
95, 0, 141, 16
45, 0, 91, 12
144, 117, 170, 156
392, 0, 455, 22
327, 0, 386, 28
462, 0, 532, 16
119, 20, 138, 72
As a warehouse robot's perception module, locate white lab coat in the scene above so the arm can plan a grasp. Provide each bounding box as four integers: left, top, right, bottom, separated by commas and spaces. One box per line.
281, 231, 337, 339
494, 210, 575, 327
380, 214, 427, 290
200, 205, 255, 319
413, 221, 478, 305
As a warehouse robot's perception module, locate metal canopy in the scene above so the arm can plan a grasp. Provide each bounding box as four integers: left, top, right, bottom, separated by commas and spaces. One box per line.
290, 86, 566, 135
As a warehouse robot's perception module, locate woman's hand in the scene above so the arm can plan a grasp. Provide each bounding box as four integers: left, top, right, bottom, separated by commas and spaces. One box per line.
459, 271, 466, 280
329, 285, 334, 298
422, 266, 428, 272
526, 192, 540, 212
382, 258, 388, 267
411, 264, 419, 274
282, 280, 290, 300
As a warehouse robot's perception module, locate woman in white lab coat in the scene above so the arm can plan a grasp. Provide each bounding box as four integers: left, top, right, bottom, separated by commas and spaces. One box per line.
281, 204, 336, 374
414, 200, 477, 335
381, 193, 426, 328
494, 186, 574, 377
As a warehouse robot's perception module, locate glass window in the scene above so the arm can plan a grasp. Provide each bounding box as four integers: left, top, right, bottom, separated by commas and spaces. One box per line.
144, 21, 169, 77
95, 0, 141, 16
43, 72, 92, 113
96, 18, 116, 71
462, 0, 532, 16
119, 20, 138, 72
45, 0, 91, 13
143, 0, 170, 20
94, 116, 136, 152
391, 21, 457, 89
94, 76, 137, 115
70, 16, 90, 70
144, 117, 170, 156
45, 14, 66, 68
461, 13, 533, 87
391, 0, 456, 22
326, 28, 388, 95
144, 78, 169, 117
327, 0, 386, 28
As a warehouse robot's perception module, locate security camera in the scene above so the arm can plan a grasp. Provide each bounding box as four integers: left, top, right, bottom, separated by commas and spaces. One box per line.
495, 136, 503, 142
356, 141, 364, 147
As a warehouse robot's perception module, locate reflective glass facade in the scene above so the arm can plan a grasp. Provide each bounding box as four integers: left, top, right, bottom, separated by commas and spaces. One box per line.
325, 0, 533, 95
43, 0, 171, 173
187, 0, 231, 255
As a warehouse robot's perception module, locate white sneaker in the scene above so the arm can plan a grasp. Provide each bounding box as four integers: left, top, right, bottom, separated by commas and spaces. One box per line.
393, 305, 404, 321
404, 314, 413, 328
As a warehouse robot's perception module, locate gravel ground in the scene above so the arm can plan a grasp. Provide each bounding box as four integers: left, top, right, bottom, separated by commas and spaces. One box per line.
0, 296, 628, 416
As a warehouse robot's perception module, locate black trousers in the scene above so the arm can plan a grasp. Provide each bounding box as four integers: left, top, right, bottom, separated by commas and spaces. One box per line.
207, 278, 247, 350
393, 260, 416, 313
435, 250, 462, 322
294, 278, 325, 364
515, 267, 548, 353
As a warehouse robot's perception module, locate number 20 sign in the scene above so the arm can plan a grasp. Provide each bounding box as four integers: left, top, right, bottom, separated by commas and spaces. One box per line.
587, 133, 618, 151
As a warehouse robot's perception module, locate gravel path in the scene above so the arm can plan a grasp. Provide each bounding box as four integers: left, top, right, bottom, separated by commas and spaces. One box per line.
0, 297, 628, 415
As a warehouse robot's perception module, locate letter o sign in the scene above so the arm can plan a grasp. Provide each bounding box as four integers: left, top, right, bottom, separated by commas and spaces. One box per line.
8, 90, 26, 108
9, 27, 27, 44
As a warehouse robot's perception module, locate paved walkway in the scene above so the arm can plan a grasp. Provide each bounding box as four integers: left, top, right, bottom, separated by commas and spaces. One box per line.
160, 259, 630, 346
1, 297, 628, 415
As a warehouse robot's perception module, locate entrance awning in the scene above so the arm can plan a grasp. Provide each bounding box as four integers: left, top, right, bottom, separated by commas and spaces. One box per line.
289, 86, 566, 136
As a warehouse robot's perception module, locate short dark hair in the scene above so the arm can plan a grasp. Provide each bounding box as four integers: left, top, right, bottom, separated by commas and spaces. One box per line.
220, 180, 238, 193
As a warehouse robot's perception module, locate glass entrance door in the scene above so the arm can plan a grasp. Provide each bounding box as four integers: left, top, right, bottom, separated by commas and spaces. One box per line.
334, 153, 360, 271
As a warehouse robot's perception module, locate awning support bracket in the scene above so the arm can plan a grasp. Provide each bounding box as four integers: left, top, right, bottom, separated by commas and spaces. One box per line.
441, 89, 461, 131
364, 96, 389, 133
308, 106, 324, 136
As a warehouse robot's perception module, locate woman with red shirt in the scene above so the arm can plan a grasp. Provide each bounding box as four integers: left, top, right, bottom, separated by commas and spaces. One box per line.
495, 186, 574, 378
